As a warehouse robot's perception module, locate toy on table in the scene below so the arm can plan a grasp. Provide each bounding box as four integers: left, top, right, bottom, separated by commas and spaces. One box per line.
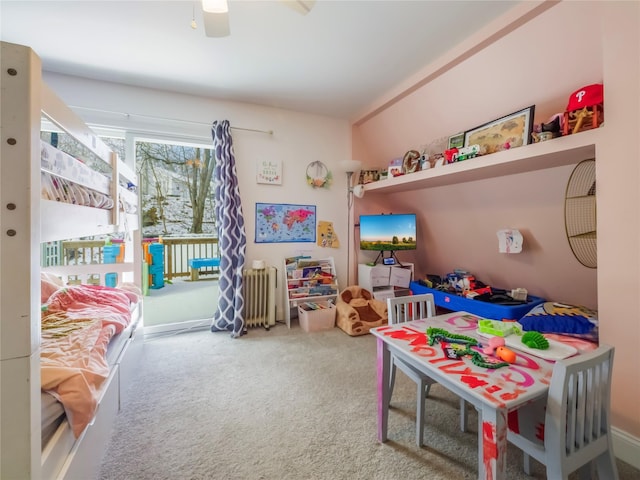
478, 319, 514, 337
482, 336, 517, 364
426, 327, 510, 369
521, 331, 550, 350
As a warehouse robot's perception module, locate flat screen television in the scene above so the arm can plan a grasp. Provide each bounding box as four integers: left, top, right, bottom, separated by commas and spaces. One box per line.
359, 213, 417, 252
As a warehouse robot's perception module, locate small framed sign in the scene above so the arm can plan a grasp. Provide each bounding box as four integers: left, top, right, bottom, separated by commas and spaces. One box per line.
448, 132, 465, 149
257, 159, 282, 185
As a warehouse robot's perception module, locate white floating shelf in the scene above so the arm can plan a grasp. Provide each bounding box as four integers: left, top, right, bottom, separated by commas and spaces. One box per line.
363, 128, 601, 194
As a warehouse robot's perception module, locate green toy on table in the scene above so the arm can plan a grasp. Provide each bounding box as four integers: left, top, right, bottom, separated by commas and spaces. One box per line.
426, 327, 510, 369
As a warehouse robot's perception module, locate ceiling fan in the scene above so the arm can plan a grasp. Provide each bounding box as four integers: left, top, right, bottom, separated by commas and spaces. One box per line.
201, 0, 316, 37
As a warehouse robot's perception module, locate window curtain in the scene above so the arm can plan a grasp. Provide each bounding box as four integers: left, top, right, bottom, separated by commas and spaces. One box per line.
210, 120, 247, 338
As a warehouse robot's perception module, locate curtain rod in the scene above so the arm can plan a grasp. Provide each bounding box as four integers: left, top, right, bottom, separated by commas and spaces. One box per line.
68, 105, 274, 135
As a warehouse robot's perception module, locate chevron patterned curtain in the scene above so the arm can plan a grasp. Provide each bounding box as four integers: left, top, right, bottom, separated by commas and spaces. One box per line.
210, 120, 247, 338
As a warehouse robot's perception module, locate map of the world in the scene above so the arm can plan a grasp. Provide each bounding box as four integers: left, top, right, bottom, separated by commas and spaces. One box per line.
255, 203, 316, 243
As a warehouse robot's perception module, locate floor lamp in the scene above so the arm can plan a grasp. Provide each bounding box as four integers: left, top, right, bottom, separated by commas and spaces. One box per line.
339, 160, 363, 286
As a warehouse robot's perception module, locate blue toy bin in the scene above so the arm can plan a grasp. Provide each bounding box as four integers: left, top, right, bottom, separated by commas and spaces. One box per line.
105, 272, 118, 288
103, 245, 121, 264
409, 281, 545, 321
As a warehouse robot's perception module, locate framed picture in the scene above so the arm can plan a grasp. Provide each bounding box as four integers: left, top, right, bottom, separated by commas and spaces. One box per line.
256, 159, 282, 185
358, 169, 380, 184
464, 105, 535, 155
448, 132, 465, 149
255, 203, 316, 243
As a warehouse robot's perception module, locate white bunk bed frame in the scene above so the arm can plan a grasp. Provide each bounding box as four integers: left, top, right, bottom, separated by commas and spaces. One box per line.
0, 42, 143, 479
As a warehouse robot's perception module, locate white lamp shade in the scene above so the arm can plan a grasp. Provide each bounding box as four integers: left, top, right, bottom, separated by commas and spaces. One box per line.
353, 184, 365, 198
339, 159, 362, 174
203, 0, 229, 13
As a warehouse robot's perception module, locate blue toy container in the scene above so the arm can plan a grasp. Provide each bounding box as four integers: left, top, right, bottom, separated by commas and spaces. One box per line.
105, 272, 118, 288
409, 281, 545, 322
149, 271, 164, 289
103, 245, 121, 264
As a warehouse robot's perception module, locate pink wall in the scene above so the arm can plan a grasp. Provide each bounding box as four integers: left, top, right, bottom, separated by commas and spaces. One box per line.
597, 1, 640, 445
351, 0, 640, 453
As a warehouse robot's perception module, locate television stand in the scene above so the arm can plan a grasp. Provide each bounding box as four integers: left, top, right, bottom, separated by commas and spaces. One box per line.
373, 251, 403, 266
358, 262, 414, 301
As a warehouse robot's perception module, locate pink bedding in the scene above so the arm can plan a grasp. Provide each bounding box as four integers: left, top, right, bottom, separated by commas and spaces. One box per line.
40, 284, 138, 437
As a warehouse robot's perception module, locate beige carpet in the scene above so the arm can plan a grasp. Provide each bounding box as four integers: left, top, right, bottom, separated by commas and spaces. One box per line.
99, 325, 639, 480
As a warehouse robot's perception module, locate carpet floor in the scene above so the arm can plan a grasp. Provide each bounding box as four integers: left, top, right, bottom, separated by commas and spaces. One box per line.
99, 324, 639, 480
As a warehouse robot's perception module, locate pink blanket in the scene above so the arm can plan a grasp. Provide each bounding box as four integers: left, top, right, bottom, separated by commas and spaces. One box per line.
41, 284, 136, 437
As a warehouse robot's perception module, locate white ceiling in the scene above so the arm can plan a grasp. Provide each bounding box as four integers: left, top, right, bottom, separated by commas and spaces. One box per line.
0, 0, 519, 120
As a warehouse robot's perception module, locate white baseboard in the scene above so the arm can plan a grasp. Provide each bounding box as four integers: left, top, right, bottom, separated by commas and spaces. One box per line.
143, 318, 211, 337
613, 427, 640, 470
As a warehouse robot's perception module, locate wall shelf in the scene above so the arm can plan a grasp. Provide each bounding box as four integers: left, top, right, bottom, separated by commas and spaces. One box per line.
363, 128, 600, 194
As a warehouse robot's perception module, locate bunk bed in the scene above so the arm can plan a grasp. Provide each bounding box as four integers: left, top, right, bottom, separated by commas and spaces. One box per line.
0, 42, 143, 479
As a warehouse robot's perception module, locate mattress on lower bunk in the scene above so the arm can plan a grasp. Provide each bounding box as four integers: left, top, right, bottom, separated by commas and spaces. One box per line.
40, 302, 141, 448
42, 392, 65, 448
40, 281, 142, 439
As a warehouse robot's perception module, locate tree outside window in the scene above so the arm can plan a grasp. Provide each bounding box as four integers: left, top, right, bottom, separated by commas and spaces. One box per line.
137, 140, 216, 238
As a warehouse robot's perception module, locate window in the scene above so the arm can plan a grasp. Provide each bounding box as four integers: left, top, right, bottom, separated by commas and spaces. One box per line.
136, 138, 216, 238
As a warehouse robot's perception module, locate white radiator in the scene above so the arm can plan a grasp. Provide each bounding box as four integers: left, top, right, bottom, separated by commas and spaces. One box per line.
242, 266, 276, 329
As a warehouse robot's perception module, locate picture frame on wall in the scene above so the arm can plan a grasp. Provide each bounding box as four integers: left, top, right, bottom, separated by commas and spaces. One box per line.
256, 159, 282, 185
463, 105, 535, 155
358, 169, 380, 184
448, 132, 465, 149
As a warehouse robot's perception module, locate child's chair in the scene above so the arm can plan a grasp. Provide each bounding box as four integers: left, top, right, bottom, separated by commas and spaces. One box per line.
387, 293, 467, 447
507, 344, 618, 480
335, 286, 387, 336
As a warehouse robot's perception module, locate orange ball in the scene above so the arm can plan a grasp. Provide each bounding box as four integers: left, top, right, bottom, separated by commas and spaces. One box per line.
496, 346, 516, 363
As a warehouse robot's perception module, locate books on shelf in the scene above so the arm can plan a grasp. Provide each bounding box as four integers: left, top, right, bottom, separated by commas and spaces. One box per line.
283, 256, 338, 328
299, 301, 332, 311
286, 258, 334, 280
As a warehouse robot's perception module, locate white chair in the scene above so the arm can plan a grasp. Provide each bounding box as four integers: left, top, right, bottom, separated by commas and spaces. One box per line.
387, 293, 467, 447
507, 344, 618, 480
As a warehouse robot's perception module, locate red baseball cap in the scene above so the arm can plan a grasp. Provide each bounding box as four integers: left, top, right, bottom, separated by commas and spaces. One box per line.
566, 84, 603, 112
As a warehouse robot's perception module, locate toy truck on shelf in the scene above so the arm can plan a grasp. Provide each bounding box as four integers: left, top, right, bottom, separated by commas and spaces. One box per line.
455, 144, 480, 161
444, 144, 480, 163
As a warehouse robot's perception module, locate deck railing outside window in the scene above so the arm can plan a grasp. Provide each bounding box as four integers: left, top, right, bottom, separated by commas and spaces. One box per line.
47, 236, 219, 282
144, 236, 219, 280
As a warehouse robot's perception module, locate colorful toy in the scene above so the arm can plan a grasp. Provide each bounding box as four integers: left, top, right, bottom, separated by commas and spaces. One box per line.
482, 335, 517, 364
496, 346, 517, 363
563, 84, 604, 135
521, 331, 550, 350
426, 327, 510, 369
482, 335, 505, 354
455, 144, 480, 161
478, 319, 514, 337
444, 147, 458, 164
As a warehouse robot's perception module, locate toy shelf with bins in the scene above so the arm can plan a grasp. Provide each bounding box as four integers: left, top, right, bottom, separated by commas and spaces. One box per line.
283, 256, 339, 329
363, 128, 600, 194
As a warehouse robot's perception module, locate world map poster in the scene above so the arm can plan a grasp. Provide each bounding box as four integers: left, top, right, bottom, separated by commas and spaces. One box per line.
255, 203, 316, 243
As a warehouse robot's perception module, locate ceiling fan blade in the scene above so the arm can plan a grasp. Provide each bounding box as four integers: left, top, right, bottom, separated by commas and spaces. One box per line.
280, 0, 315, 15
203, 11, 230, 37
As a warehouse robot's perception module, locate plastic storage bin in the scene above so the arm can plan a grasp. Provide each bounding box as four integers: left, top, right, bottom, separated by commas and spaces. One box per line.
147, 243, 165, 289
103, 245, 121, 264
105, 272, 118, 288
298, 301, 336, 332
409, 281, 545, 321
